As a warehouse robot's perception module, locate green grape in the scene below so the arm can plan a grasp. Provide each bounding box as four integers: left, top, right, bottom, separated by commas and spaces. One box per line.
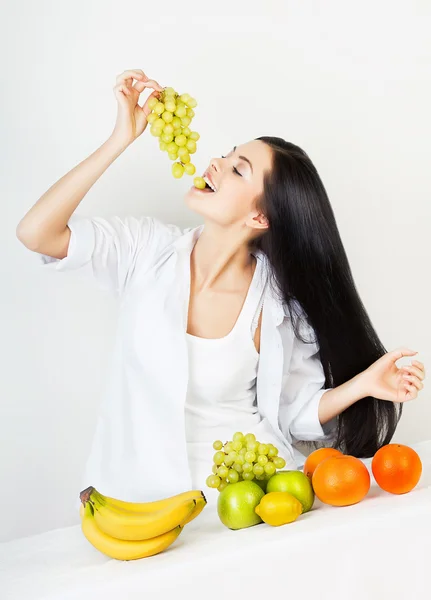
164, 100, 176, 113
244, 451, 256, 463
161, 111, 173, 123
213, 451, 225, 465
255, 473, 266, 481
244, 433, 256, 444
213, 440, 223, 451
189, 131, 200, 141
168, 152, 178, 161
227, 470, 239, 484
172, 162, 184, 178
258, 444, 269, 456
175, 135, 187, 147
193, 176, 206, 189
228, 451, 238, 462
233, 463, 243, 473
148, 97, 158, 110
224, 442, 233, 453
239, 447, 247, 456
182, 127, 192, 137
233, 432, 245, 443
174, 104, 187, 118
253, 464, 264, 476
163, 123, 174, 135
257, 455, 268, 466
206, 475, 221, 489
264, 462, 276, 476
234, 454, 245, 466
218, 480, 228, 492
167, 142, 179, 154
161, 133, 174, 144
224, 456, 235, 467
242, 471, 255, 481
187, 97, 197, 108
154, 102, 165, 115
178, 146, 188, 158
242, 462, 253, 473
181, 116, 191, 127
187, 108, 195, 118
246, 442, 258, 453
180, 152, 191, 164
154, 118, 164, 129
184, 163, 196, 175
150, 126, 163, 137
164, 86, 176, 96
180, 93, 191, 104
212, 464, 218, 474
146, 112, 158, 124
159, 141, 168, 151
172, 116, 182, 129
186, 139, 197, 154
232, 441, 243, 452
217, 465, 229, 479
273, 457, 286, 469
268, 445, 279, 458
172, 129, 182, 139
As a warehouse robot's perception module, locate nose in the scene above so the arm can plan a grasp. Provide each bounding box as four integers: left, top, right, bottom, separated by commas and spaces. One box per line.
209, 158, 220, 175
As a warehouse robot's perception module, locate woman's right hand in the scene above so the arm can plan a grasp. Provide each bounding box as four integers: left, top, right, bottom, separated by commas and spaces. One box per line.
111, 69, 164, 148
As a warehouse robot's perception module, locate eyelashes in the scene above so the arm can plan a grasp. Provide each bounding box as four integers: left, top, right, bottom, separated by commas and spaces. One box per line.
221, 155, 242, 177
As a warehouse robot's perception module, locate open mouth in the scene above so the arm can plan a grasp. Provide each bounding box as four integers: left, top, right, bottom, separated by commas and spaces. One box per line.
194, 181, 216, 194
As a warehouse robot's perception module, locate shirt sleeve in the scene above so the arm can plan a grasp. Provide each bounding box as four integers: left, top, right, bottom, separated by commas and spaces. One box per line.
36, 213, 181, 296
278, 319, 338, 443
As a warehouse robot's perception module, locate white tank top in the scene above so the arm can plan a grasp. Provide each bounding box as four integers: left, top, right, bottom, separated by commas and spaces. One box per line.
184, 253, 267, 443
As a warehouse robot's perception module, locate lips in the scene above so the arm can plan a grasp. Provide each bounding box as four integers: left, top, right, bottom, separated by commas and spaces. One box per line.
203, 170, 217, 191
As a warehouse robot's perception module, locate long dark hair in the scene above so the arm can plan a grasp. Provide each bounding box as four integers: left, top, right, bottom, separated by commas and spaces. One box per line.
250, 136, 402, 458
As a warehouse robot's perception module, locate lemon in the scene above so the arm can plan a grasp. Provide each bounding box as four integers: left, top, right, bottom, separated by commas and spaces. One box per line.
255, 492, 303, 526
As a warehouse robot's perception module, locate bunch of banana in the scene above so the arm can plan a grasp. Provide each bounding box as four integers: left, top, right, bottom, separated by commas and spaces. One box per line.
79, 486, 206, 561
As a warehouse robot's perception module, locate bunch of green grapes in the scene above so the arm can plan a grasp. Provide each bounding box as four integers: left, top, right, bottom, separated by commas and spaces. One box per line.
146, 87, 200, 179
206, 432, 287, 493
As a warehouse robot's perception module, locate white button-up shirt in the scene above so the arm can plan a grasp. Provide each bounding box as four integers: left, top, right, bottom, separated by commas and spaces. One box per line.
38, 214, 337, 502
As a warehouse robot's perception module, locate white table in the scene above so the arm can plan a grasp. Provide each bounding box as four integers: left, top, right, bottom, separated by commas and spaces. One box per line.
2, 440, 430, 600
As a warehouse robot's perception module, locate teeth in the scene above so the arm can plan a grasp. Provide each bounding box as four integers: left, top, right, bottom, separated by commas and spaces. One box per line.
203, 175, 216, 192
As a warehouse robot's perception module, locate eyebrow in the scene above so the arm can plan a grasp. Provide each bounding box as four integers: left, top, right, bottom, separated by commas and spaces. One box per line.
231, 146, 253, 174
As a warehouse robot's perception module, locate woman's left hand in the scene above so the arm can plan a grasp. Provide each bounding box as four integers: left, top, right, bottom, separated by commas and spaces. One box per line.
360, 347, 426, 403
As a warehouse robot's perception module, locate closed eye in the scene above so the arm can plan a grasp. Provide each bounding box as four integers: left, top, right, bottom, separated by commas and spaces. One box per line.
221, 155, 242, 177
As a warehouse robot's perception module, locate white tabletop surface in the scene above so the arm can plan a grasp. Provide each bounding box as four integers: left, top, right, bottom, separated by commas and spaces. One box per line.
1, 440, 430, 600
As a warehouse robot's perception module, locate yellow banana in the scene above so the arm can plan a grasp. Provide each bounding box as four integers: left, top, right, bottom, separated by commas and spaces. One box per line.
182, 496, 207, 525
91, 494, 197, 541
81, 486, 206, 514
81, 502, 182, 560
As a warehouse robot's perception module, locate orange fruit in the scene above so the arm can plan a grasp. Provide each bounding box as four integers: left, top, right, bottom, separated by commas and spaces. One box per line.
371, 443, 422, 494
312, 455, 370, 506
303, 447, 344, 480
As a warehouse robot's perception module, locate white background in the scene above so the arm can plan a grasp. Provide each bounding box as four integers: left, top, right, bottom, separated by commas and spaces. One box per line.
1, 0, 430, 542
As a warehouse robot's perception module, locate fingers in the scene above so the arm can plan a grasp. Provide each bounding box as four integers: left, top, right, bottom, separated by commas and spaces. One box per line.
116, 70, 146, 86
402, 373, 424, 390
392, 347, 418, 360
400, 364, 425, 380
403, 382, 418, 400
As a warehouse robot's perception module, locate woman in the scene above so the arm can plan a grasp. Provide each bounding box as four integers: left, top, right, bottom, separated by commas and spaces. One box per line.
17, 69, 425, 506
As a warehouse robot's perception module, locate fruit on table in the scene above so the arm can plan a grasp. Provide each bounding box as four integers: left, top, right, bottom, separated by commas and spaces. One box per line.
303, 447, 344, 480
255, 492, 303, 526
147, 87, 200, 179
79, 486, 207, 560
266, 470, 315, 513
206, 432, 287, 493
371, 443, 422, 494
312, 455, 370, 506
81, 501, 183, 561
217, 481, 265, 530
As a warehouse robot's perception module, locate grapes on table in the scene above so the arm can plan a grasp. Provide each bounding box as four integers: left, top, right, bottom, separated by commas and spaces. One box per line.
206, 432, 287, 492
146, 86, 201, 180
